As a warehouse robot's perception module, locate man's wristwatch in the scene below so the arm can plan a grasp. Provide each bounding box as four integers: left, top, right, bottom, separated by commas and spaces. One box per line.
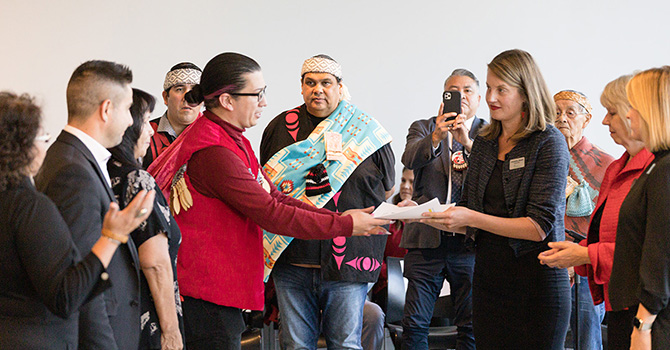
633, 316, 653, 331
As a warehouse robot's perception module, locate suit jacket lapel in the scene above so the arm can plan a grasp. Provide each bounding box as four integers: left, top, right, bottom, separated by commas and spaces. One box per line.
469, 117, 483, 139
57, 131, 141, 274
57, 131, 116, 202
428, 117, 451, 176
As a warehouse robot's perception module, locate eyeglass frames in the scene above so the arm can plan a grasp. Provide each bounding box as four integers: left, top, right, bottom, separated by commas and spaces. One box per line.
229, 86, 267, 102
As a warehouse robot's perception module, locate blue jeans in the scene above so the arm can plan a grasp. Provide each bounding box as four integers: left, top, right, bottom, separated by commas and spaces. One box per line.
361, 300, 384, 350
273, 264, 368, 350
401, 235, 476, 350
569, 275, 606, 349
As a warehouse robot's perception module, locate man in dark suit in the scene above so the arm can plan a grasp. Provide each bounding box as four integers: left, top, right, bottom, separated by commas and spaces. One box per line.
35, 60, 139, 350
400, 69, 487, 350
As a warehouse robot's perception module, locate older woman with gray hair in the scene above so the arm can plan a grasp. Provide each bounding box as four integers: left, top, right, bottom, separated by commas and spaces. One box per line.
551, 89, 614, 349
539, 75, 654, 350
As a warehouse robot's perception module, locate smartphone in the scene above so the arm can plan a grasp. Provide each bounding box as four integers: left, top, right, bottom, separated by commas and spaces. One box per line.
442, 90, 461, 121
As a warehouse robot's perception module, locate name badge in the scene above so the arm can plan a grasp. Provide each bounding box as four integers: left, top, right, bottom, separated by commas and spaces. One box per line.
509, 157, 525, 170
325, 131, 344, 161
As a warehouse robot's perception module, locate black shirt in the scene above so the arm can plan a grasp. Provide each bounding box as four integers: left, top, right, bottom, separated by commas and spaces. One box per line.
260, 104, 395, 281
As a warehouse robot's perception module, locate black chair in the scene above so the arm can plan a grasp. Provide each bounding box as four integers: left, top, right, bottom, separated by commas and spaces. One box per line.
241, 310, 265, 350
385, 257, 458, 349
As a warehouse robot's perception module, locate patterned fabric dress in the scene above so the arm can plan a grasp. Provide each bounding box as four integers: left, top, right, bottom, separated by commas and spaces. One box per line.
108, 160, 184, 349
565, 137, 615, 236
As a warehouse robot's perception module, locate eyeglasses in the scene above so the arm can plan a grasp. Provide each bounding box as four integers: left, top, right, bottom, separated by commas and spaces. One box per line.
35, 133, 51, 144
230, 86, 267, 102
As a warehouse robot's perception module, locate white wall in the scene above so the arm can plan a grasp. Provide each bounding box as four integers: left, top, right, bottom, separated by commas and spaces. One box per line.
2, 0, 669, 188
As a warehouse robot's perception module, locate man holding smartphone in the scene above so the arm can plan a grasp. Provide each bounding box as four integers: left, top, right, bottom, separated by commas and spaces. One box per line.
400, 69, 487, 350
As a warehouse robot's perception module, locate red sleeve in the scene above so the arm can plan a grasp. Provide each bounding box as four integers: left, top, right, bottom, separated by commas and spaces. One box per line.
187, 146, 352, 239
587, 241, 616, 285
264, 170, 336, 216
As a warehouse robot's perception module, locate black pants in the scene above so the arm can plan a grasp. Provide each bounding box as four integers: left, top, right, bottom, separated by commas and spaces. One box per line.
182, 296, 246, 350
607, 307, 636, 350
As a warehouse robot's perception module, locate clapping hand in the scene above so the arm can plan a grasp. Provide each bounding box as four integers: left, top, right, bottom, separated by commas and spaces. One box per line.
102, 190, 155, 240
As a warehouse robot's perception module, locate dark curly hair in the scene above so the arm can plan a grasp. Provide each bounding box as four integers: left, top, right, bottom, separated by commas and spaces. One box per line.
0, 91, 42, 191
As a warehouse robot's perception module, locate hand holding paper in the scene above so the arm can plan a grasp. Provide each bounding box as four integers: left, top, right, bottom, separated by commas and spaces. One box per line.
372, 198, 455, 220
419, 204, 471, 234
343, 207, 392, 236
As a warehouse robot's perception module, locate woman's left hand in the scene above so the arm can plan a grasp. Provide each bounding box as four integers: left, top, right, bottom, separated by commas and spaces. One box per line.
630, 327, 652, 350
537, 241, 590, 268
420, 206, 471, 232
103, 190, 155, 238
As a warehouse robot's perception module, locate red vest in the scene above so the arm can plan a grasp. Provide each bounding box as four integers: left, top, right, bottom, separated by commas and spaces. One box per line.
148, 120, 173, 160
153, 113, 265, 310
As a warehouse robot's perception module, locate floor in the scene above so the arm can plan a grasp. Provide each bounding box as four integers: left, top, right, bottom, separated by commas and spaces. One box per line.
244, 325, 595, 349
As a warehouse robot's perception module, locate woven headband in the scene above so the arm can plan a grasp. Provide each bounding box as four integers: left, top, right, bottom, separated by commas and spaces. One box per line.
163, 68, 202, 91
301, 57, 342, 80
554, 90, 592, 115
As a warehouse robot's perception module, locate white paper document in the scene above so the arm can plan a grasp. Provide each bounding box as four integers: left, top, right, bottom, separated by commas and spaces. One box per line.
372, 198, 455, 220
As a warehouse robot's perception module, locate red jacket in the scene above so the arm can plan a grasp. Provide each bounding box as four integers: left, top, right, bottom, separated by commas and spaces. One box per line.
575, 148, 654, 310
150, 111, 352, 310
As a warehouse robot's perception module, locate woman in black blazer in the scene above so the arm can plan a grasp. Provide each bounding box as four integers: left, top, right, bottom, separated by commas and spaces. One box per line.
420, 49, 571, 349
609, 66, 670, 350
0, 91, 154, 349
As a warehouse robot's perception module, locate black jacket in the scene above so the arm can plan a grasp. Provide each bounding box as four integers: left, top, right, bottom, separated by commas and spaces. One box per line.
461, 125, 569, 256
0, 177, 110, 349
35, 130, 141, 350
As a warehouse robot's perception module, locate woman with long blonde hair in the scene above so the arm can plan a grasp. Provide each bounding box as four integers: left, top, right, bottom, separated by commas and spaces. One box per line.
609, 66, 670, 350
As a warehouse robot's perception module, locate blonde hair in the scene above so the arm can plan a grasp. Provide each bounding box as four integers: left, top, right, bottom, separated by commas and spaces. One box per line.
600, 74, 634, 134
626, 66, 670, 152
481, 49, 555, 142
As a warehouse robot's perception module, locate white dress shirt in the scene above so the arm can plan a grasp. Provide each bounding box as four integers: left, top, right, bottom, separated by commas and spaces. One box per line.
63, 125, 112, 187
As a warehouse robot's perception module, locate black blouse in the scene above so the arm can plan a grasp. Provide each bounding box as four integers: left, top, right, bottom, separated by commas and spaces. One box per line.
108, 161, 184, 349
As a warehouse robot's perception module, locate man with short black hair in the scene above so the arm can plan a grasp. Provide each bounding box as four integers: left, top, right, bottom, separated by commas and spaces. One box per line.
261, 54, 395, 350
36, 60, 141, 350
400, 68, 487, 350
143, 62, 202, 168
